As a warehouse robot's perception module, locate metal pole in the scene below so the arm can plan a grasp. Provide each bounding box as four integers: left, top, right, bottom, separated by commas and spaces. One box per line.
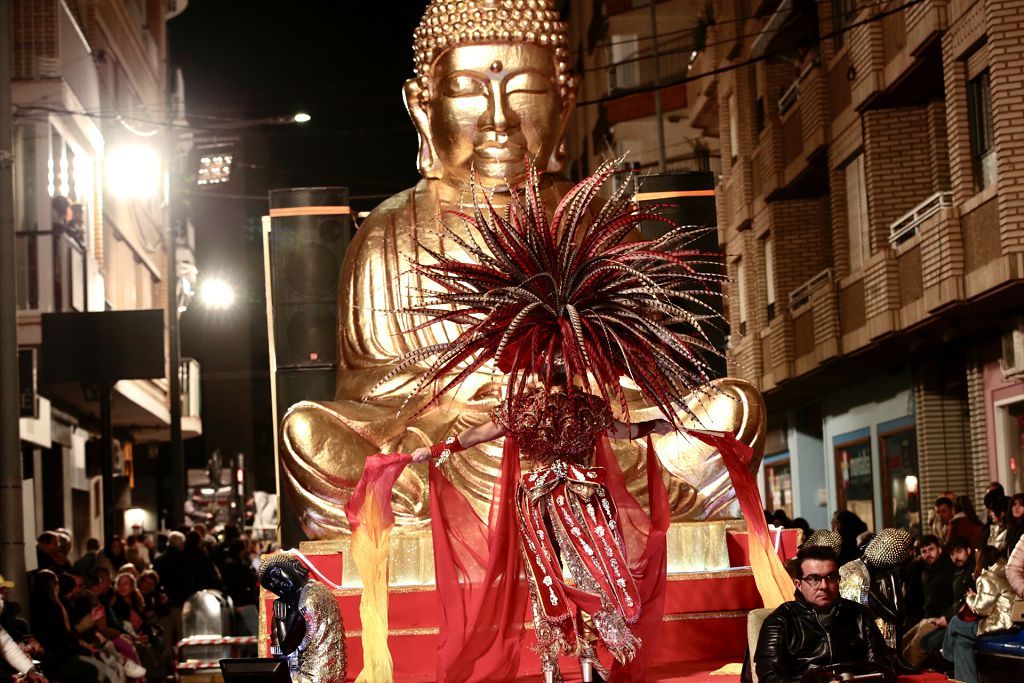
0, 0, 29, 610
100, 383, 115, 541
167, 113, 184, 529
649, 0, 667, 172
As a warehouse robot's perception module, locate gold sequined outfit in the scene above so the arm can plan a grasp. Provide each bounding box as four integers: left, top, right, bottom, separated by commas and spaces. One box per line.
491, 388, 641, 669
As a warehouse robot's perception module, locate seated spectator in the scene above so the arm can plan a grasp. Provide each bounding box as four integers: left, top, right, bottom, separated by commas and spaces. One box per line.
942, 545, 1018, 683
103, 536, 127, 570
904, 534, 955, 627
909, 538, 975, 664
0, 575, 28, 644
29, 570, 99, 682
982, 491, 1009, 550
929, 495, 955, 541
755, 545, 892, 683
950, 495, 984, 549
118, 562, 140, 580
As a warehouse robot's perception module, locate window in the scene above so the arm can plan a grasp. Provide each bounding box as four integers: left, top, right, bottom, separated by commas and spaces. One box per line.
735, 258, 748, 336
763, 235, 776, 321
844, 154, 869, 273
879, 426, 919, 532
764, 456, 793, 520
835, 437, 875, 532
967, 69, 996, 192
608, 34, 639, 91
727, 92, 739, 161
832, 0, 858, 49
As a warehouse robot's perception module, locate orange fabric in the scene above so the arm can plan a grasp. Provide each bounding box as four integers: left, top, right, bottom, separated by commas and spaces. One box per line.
685, 430, 791, 609
344, 453, 412, 683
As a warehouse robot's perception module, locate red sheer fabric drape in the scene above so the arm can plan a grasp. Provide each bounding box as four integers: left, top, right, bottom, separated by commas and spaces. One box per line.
595, 435, 670, 682
429, 438, 529, 683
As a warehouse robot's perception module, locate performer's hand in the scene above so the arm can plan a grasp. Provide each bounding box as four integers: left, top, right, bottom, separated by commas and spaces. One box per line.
410, 447, 432, 464
653, 420, 675, 436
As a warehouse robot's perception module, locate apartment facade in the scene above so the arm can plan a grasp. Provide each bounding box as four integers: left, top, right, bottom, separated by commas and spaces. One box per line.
682, 0, 1024, 533
11, 0, 200, 561
565, 0, 721, 181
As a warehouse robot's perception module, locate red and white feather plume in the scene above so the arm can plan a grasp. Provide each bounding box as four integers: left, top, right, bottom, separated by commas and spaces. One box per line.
371, 158, 728, 425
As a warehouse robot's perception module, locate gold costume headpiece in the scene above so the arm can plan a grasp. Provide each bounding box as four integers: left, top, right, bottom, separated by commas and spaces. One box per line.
862, 528, 914, 570
258, 552, 306, 578
412, 0, 574, 97
801, 530, 843, 557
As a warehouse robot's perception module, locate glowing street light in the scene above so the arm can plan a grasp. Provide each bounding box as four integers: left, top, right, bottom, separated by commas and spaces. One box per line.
106, 145, 161, 199
293, 112, 312, 123
198, 278, 236, 309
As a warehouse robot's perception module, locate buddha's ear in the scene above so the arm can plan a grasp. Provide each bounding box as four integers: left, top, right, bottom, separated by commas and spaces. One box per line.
546, 78, 579, 175
403, 79, 443, 179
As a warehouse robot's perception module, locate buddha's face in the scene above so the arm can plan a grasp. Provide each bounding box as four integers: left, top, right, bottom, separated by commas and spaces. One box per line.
409, 43, 572, 189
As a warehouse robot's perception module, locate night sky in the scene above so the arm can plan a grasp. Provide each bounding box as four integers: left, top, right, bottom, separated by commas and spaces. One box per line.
169, 1, 430, 490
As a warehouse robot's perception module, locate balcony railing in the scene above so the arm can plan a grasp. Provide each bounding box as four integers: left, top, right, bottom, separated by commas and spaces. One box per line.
789, 268, 833, 311
888, 191, 953, 246
16, 227, 87, 313
778, 59, 819, 115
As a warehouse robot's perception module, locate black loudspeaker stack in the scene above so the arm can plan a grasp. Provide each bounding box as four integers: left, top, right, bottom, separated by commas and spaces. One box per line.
266, 187, 351, 545
635, 172, 728, 378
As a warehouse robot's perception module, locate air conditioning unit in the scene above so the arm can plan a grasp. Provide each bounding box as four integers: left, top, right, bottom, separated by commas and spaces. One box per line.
1001, 321, 1024, 378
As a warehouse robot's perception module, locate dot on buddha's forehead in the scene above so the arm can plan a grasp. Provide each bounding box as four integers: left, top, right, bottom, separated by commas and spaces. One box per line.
490, 60, 503, 73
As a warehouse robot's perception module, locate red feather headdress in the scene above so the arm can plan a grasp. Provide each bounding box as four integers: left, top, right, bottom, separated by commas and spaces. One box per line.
370, 158, 728, 425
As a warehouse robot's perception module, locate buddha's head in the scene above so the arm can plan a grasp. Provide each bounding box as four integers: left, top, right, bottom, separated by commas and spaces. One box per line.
405, 0, 578, 190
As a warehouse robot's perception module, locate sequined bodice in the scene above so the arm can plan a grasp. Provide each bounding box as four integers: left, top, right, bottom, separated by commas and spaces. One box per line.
491, 389, 613, 465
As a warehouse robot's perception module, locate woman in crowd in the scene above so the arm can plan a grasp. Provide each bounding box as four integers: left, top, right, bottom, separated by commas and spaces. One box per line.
102, 537, 127, 571
949, 495, 984, 549
110, 572, 162, 679
943, 545, 1017, 683
29, 569, 99, 682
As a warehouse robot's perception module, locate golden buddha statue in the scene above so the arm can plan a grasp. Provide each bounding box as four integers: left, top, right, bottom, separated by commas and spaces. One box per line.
280, 0, 765, 539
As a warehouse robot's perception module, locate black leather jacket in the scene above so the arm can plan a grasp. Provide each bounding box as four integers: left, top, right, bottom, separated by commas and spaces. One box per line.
754, 594, 890, 683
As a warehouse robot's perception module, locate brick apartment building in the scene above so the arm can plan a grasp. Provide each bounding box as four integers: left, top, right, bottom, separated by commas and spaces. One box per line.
10, 0, 200, 560
666, 0, 1024, 533
565, 0, 721, 181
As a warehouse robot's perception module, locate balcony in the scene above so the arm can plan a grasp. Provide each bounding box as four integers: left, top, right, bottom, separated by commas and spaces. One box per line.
16, 227, 88, 315
777, 63, 827, 188
686, 46, 719, 134
759, 313, 795, 391
720, 159, 753, 235
849, 1, 946, 111
751, 121, 783, 209
788, 269, 840, 377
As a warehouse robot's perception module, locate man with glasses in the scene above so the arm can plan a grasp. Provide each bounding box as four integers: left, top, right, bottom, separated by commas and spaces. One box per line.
755, 545, 892, 682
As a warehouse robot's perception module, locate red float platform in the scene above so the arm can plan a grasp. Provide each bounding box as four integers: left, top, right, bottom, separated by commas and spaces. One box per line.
259, 529, 807, 681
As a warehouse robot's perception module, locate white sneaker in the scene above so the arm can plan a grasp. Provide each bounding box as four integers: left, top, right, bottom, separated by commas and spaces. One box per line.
122, 658, 147, 679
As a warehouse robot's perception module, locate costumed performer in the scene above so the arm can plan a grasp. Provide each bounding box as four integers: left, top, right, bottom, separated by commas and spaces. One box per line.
376, 158, 729, 682
260, 553, 346, 683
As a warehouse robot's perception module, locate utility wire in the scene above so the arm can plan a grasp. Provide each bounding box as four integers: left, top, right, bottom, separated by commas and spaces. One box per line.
576, 0, 924, 107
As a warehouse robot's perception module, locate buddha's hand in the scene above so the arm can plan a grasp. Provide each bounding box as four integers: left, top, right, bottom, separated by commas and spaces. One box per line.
410, 447, 432, 464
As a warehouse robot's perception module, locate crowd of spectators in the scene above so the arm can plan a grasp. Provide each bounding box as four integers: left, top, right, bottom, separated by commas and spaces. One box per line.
0, 525, 265, 682
756, 482, 1024, 683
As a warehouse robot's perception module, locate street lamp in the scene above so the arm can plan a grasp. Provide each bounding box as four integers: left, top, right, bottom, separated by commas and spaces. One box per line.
107, 145, 161, 199
198, 278, 236, 309
292, 112, 311, 123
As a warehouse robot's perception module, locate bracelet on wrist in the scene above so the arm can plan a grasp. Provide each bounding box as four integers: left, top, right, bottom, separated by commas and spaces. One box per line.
430, 434, 464, 466
633, 421, 657, 439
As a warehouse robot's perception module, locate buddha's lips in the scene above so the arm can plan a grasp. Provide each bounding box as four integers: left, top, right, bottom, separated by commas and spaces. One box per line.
475, 141, 526, 160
